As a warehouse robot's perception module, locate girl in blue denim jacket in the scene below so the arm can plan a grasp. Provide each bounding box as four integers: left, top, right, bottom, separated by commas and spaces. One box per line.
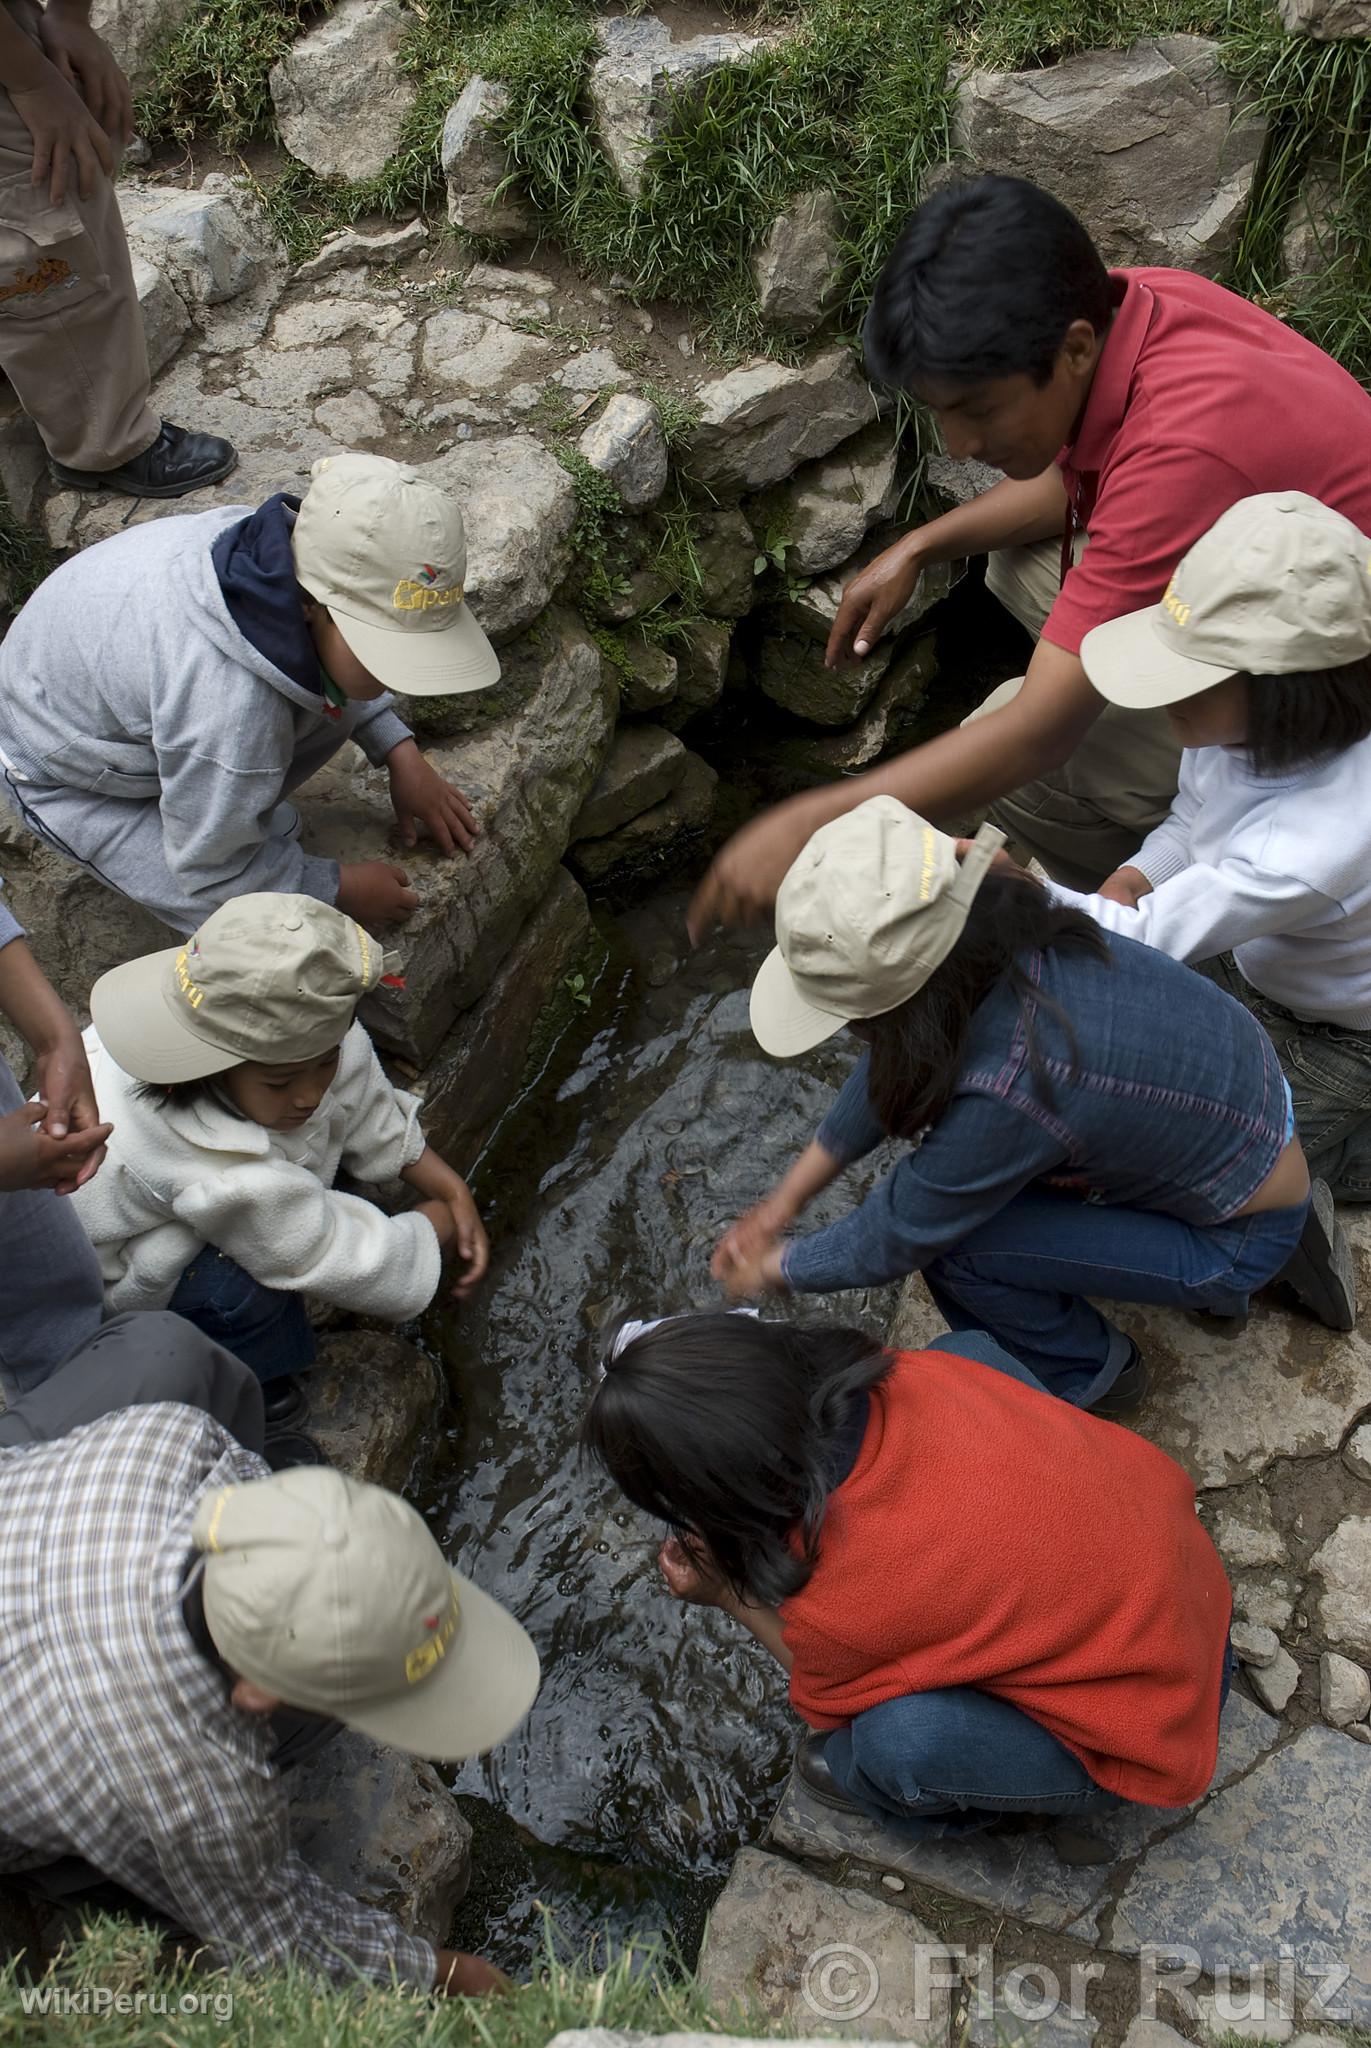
714, 797, 1353, 1413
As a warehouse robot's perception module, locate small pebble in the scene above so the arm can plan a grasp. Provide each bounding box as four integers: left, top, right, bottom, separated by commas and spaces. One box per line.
676, 332, 696, 357
880, 1873, 905, 1892
1319, 1650, 1371, 1728
1248, 1645, 1300, 1715
1231, 1620, 1279, 1669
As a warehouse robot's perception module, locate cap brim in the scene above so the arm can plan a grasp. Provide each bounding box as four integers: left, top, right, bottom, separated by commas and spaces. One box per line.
1082, 608, 1238, 710
90, 950, 243, 1083
329, 600, 501, 699
749, 946, 850, 1058
339, 1569, 541, 1763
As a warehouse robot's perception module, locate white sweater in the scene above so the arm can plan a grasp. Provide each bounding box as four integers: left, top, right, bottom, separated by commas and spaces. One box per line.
72, 1021, 443, 1317
1051, 733, 1371, 1027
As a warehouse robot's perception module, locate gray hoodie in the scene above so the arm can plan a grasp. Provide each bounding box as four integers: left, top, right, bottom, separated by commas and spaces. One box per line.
0, 508, 411, 908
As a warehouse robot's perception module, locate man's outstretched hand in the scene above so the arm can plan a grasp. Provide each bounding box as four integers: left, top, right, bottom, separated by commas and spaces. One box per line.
686, 790, 827, 943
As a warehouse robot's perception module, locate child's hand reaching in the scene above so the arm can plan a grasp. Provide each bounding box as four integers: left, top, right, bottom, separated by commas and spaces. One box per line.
711, 1233, 788, 1303
445, 1178, 489, 1301
386, 739, 479, 856
407, 1146, 490, 1303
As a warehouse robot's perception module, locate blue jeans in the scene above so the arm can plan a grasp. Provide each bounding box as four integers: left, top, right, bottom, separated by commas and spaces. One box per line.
924, 1186, 1309, 1406
168, 1248, 315, 1385
816, 1330, 1236, 1836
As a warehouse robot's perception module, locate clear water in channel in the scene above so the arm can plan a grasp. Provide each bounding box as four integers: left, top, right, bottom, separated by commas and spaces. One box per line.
420, 889, 901, 1973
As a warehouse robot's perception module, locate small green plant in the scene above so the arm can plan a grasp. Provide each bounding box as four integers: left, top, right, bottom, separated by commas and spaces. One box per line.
640, 382, 702, 453
562, 971, 593, 1006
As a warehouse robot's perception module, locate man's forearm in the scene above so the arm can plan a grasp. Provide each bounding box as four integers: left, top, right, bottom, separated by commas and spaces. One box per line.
909, 468, 1069, 570
0, 7, 55, 89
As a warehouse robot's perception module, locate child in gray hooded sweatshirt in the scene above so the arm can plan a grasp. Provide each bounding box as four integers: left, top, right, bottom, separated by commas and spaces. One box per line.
0, 453, 500, 935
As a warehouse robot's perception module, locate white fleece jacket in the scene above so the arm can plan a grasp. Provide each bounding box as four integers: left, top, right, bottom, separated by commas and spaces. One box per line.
1051, 733, 1371, 1028
72, 1022, 443, 1318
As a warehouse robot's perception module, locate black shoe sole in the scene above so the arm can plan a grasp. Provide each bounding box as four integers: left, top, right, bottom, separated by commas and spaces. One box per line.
1279, 1180, 1357, 1332
1088, 1354, 1149, 1420
791, 1745, 867, 1817
261, 1430, 328, 1471
49, 448, 240, 500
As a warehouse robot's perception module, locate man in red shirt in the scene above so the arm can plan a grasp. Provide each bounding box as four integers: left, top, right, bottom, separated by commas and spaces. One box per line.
689, 175, 1371, 923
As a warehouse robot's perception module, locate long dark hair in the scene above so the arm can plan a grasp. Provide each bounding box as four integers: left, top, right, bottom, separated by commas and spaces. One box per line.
856, 868, 1110, 1137
1244, 653, 1371, 776
582, 1312, 892, 1607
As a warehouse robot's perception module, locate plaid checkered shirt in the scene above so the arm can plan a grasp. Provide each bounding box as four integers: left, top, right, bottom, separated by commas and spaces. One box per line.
0, 1402, 437, 1989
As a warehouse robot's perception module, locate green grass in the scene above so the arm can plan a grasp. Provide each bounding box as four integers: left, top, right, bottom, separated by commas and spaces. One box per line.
0, 1911, 753, 2047
0, 498, 59, 608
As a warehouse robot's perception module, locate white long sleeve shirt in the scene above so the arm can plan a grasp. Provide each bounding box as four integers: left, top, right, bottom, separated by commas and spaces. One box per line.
1051, 734, 1371, 1028
72, 1021, 443, 1316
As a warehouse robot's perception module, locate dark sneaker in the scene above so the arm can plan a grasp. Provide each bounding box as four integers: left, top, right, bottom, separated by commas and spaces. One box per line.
1087, 1343, 1149, 1420
1277, 1179, 1357, 1332
50, 420, 238, 500
261, 1428, 328, 1472
792, 1732, 865, 1815
262, 1374, 310, 1430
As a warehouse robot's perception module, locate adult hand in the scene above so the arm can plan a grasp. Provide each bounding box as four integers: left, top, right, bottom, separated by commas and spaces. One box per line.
0, 1101, 111, 1195
711, 1235, 787, 1303
386, 741, 478, 856
445, 1178, 489, 1301
1096, 864, 1153, 909
824, 532, 925, 668
32, 1027, 99, 1140
686, 789, 825, 943
954, 836, 1017, 877
336, 860, 421, 927
713, 1195, 789, 1274
36, 6, 133, 149
433, 1948, 514, 1997
10, 67, 113, 204
658, 1533, 725, 1607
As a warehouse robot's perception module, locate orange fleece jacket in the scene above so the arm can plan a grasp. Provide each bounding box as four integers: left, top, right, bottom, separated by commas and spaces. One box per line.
781, 1349, 1231, 1808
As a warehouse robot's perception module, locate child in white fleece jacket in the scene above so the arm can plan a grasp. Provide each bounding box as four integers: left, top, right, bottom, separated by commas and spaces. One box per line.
72, 894, 486, 1426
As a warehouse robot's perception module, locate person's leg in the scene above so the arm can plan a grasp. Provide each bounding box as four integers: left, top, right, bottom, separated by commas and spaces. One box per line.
923, 1186, 1308, 1406
924, 1327, 1052, 1393
0, 1307, 265, 1450
822, 1687, 1120, 1832
0, 1057, 104, 1397
167, 1249, 316, 1386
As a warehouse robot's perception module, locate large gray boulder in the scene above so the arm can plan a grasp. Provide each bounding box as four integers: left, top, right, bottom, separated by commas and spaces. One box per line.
754, 191, 845, 334
684, 348, 878, 495
663, 618, 731, 729
424, 436, 577, 644
270, 0, 417, 182
755, 544, 957, 726
442, 77, 533, 240
420, 307, 552, 401
954, 37, 1266, 276
759, 419, 903, 577
91, 0, 193, 89
298, 608, 615, 1066
567, 750, 716, 887
570, 724, 688, 841
1278, 0, 1371, 32
577, 394, 669, 510
117, 180, 288, 347
589, 16, 771, 197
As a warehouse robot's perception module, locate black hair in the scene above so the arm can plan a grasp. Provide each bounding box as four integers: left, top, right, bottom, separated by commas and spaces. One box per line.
1243, 653, 1371, 776
863, 176, 1114, 391
582, 1312, 892, 1608
133, 1075, 246, 1117
854, 869, 1110, 1137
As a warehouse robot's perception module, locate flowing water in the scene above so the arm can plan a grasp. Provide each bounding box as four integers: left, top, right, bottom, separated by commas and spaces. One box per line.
421, 892, 901, 1972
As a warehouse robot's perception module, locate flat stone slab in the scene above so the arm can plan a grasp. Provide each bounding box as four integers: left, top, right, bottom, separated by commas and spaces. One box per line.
770, 1694, 1278, 1943
306, 1329, 439, 1490
1109, 1724, 1371, 2022
698, 1847, 950, 2040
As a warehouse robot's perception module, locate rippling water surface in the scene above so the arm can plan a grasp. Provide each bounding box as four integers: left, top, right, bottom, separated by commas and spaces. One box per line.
421, 889, 900, 1970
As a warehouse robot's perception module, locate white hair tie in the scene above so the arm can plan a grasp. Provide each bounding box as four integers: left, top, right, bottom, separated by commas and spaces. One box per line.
599, 1307, 760, 1377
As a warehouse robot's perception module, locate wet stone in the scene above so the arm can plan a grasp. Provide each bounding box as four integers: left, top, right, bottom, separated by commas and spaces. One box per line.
1109, 1725, 1371, 2022
769, 1693, 1279, 1945
568, 752, 717, 887
306, 1330, 439, 1491
698, 1846, 951, 2041
571, 724, 688, 842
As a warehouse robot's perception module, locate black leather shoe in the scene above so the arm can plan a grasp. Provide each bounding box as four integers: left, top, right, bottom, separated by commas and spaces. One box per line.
50, 420, 238, 499
793, 1732, 865, 1815
1087, 1342, 1149, 1420
1277, 1179, 1357, 1331
261, 1428, 328, 1472
262, 1375, 309, 1430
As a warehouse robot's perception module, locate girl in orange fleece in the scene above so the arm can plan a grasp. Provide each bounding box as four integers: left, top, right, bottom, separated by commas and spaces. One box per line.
584, 1311, 1233, 1834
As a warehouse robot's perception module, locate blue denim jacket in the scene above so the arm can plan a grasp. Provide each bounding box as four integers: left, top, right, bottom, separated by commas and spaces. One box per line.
782, 930, 1289, 1295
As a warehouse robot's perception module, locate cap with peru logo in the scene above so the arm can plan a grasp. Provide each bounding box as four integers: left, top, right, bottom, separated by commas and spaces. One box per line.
292, 451, 500, 698
192, 1465, 539, 1762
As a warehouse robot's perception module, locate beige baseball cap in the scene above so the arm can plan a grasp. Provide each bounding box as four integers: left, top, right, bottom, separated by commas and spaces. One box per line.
194, 1466, 540, 1761
293, 452, 500, 698
749, 797, 1006, 1057
90, 893, 395, 1084
1082, 491, 1371, 710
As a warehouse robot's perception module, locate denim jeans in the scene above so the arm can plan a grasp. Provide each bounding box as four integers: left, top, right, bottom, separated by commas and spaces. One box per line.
1198, 953, 1371, 1204
167, 1248, 316, 1385
816, 1329, 1235, 1836
923, 1185, 1308, 1406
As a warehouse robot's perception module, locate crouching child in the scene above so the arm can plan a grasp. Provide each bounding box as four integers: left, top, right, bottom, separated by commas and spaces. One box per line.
73, 893, 487, 1429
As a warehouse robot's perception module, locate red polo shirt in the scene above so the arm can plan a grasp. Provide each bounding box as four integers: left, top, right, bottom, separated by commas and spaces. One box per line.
1044, 268, 1371, 654
782, 1348, 1232, 1809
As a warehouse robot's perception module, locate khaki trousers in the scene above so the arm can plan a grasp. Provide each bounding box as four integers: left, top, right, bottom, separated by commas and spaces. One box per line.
965, 537, 1181, 892
0, 0, 157, 470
